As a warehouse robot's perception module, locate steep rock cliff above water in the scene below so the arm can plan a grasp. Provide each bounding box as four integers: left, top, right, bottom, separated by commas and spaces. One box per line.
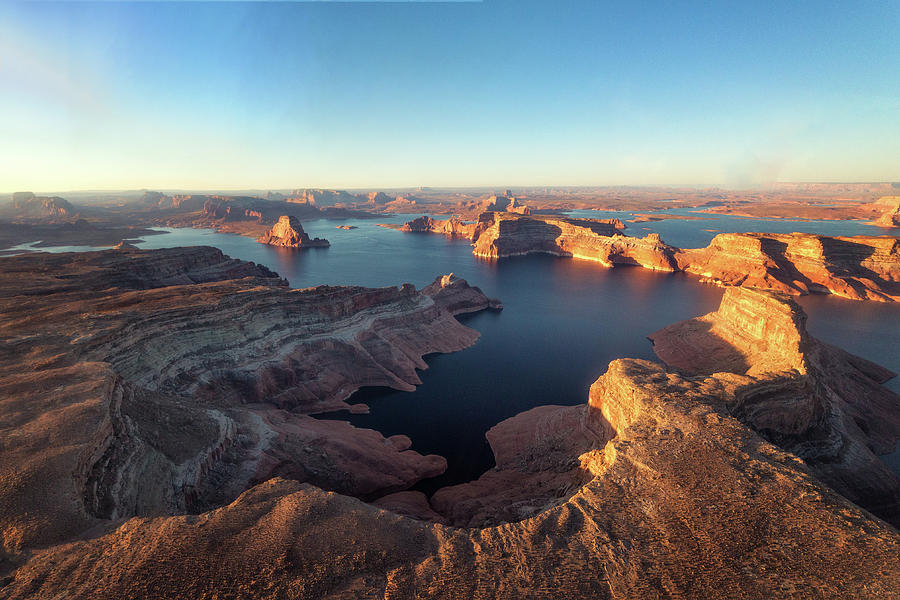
256, 215, 330, 248
397, 211, 900, 301
8, 356, 900, 599
649, 287, 900, 523
0, 247, 499, 569
675, 232, 900, 301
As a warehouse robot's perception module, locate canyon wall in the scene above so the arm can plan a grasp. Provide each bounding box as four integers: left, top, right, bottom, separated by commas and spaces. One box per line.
396, 212, 900, 301
0, 247, 499, 567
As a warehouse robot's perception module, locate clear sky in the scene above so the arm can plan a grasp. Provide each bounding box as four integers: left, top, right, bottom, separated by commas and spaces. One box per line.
1, 0, 898, 192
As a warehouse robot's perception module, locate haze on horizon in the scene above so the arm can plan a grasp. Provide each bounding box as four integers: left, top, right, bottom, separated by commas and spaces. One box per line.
0, 0, 898, 192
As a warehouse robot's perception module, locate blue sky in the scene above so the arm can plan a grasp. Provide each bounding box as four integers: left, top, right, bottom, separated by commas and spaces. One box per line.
1, 0, 898, 191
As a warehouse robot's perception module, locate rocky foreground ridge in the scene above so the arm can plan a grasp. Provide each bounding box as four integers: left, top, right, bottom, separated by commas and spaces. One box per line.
0, 248, 499, 578
2, 249, 900, 598
396, 211, 900, 301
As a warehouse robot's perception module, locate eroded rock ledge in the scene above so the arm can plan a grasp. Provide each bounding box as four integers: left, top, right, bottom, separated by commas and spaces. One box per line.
0, 247, 499, 570
7, 310, 900, 598
3, 249, 900, 599
394, 211, 900, 301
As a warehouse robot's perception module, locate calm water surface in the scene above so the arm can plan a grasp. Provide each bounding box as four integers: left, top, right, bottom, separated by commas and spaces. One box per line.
131, 215, 900, 489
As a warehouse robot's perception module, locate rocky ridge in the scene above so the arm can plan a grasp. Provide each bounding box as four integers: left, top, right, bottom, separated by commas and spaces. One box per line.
0, 247, 500, 573
649, 287, 900, 522
394, 211, 900, 301
6, 285, 900, 597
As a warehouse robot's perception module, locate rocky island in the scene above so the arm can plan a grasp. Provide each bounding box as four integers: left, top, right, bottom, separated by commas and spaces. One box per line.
256, 215, 330, 248
2, 249, 899, 598
394, 211, 900, 301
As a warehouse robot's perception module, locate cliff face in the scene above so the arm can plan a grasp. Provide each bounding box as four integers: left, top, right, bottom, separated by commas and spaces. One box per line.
0, 247, 500, 567
256, 215, 330, 248
649, 287, 900, 523
470, 213, 672, 268
872, 196, 900, 228
675, 232, 900, 301
9, 356, 900, 598
399, 215, 477, 239
397, 211, 900, 302
5, 249, 900, 599
5, 192, 74, 219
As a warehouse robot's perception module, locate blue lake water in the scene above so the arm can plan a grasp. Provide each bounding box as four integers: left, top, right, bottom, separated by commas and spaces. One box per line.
128, 215, 900, 491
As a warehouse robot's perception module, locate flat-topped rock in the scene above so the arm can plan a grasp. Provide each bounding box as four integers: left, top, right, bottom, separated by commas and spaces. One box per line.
256, 215, 330, 248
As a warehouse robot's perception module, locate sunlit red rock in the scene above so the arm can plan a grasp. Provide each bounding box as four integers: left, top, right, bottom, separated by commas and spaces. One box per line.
256, 215, 330, 248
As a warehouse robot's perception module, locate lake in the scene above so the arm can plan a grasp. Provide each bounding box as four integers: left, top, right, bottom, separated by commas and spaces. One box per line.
132, 214, 900, 491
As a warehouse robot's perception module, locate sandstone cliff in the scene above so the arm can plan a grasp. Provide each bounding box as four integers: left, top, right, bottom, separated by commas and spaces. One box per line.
675, 232, 900, 301
4, 248, 900, 599
649, 287, 900, 522
399, 215, 478, 239
7, 355, 900, 598
256, 215, 330, 248
872, 196, 900, 228
397, 211, 900, 302
0, 247, 499, 571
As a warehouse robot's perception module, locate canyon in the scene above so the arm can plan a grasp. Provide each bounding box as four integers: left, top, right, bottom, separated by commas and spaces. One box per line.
1, 248, 899, 598
395, 211, 900, 302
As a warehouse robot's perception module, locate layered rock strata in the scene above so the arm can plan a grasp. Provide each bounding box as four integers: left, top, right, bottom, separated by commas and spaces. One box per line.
399, 215, 477, 239
0, 247, 499, 571
649, 287, 900, 523
256, 215, 330, 248
397, 211, 900, 301
872, 196, 900, 228
7, 354, 900, 598
675, 232, 900, 301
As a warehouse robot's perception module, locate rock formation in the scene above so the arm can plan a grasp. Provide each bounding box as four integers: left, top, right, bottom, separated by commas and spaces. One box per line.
256, 215, 330, 248
649, 287, 900, 521
0, 247, 500, 575
399, 215, 478, 239
872, 196, 900, 228
471, 212, 676, 270
4, 192, 74, 219
395, 211, 899, 302
6, 320, 900, 597
675, 232, 900, 302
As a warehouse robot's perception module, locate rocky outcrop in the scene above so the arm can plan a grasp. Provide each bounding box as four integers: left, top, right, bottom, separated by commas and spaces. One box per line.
256, 215, 329, 248
0, 247, 499, 567
403, 211, 899, 301
7, 356, 900, 598
287, 189, 357, 207
649, 287, 900, 522
675, 232, 900, 301
872, 196, 900, 228
399, 215, 478, 239
471, 212, 677, 270
4, 192, 74, 219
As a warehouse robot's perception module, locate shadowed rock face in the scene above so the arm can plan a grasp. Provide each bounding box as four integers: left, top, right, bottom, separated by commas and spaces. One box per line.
3, 192, 74, 220
256, 215, 330, 248
649, 287, 900, 523
0, 247, 500, 572
675, 232, 900, 301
